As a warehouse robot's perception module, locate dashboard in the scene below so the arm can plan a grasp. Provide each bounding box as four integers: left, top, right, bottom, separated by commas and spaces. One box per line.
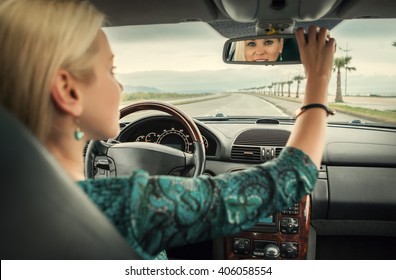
115, 115, 396, 260
118, 116, 217, 156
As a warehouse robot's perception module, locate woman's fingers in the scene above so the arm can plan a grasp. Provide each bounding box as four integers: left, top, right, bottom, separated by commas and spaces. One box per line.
327, 38, 337, 53
295, 27, 306, 48
317, 27, 330, 47
307, 25, 319, 44
296, 25, 335, 52
295, 27, 308, 64
295, 25, 336, 80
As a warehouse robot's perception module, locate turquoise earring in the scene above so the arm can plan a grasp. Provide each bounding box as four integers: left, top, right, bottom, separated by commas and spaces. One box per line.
73, 120, 85, 141
279, 53, 283, 62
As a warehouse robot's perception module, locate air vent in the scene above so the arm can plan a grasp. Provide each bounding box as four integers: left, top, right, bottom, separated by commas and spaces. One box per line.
262, 146, 284, 161
234, 129, 290, 146
230, 146, 284, 163
275, 147, 283, 157
231, 145, 261, 162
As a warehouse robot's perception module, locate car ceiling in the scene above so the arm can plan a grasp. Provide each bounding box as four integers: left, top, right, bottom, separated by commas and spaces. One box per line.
91, 0, 396, 37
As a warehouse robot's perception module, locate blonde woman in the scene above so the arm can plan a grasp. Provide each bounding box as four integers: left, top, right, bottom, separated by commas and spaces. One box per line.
234, 38, 284, 61
0, 0, 335, 259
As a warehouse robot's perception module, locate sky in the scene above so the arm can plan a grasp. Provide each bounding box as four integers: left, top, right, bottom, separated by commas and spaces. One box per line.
104, 19, 396, 95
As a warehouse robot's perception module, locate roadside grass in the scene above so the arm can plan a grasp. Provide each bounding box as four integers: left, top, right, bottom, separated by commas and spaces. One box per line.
329, 103, 396, 124
256, 94, 396, 124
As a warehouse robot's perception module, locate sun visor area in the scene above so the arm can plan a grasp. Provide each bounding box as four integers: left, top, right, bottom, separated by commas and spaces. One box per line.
215, 0, 340, 22
91, 0, 219, 26
336, 0, 396, 19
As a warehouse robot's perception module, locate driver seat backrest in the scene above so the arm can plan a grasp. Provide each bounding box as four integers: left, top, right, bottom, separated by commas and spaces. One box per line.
0, 106, 140, 259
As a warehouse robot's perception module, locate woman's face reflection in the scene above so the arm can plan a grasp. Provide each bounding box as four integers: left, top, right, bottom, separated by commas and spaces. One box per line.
244, 38, 284, 62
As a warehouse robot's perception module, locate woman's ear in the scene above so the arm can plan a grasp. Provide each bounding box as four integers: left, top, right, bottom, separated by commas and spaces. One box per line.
50, 69, 83, 117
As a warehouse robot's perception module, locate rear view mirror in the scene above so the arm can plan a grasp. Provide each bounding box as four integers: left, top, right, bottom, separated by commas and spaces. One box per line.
223, 34, 301, 65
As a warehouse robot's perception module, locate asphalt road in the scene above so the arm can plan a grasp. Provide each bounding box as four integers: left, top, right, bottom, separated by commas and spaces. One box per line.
120, 93, 285, 122
177, 93, 285, 117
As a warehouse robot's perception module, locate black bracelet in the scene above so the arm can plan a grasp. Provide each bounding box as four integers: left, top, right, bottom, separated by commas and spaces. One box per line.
295, 103, 336, 118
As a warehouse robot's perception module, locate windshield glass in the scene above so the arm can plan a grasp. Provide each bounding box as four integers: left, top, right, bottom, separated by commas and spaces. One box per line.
105, 19, 396, 126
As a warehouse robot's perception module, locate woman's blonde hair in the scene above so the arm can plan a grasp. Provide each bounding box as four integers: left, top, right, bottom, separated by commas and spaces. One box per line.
234, 41, 246, 61
0, 0, 105, 142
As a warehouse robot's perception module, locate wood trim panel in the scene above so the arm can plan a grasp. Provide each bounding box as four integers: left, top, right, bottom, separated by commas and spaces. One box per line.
225, 195, 311, 260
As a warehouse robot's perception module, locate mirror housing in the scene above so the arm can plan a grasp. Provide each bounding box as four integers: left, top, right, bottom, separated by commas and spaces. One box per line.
223, 34, 301, 65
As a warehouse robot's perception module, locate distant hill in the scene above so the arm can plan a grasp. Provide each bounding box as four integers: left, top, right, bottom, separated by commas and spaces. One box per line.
115, 70, 237, 93
122, 85, 162, 93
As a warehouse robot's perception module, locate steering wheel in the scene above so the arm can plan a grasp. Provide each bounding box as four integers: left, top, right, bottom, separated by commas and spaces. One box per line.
85, 101, 206, 179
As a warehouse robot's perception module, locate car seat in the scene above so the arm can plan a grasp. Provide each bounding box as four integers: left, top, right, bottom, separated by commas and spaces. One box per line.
0, 106, 140, 259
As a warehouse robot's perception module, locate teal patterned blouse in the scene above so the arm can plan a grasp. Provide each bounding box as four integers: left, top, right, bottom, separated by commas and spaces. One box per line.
77, 146, 317, 260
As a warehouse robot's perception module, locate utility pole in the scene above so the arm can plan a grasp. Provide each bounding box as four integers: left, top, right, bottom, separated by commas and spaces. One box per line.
339, 43, 352, 97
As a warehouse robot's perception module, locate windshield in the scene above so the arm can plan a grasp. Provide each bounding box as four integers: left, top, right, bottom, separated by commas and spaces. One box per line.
105, 19, 396, 126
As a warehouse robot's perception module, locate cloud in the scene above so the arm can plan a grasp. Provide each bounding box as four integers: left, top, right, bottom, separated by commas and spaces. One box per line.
332, 19, 396, 39
104, 22, 222, 43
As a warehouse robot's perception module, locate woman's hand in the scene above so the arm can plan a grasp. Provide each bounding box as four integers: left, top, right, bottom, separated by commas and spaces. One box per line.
286, 26, 337, 169
295, 26, 336, 83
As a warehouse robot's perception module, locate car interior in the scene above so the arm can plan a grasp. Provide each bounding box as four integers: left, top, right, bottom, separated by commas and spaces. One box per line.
1, 0, 395, 260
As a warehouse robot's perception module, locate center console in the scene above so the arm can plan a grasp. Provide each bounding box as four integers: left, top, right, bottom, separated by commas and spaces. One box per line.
225, 195, 311, 260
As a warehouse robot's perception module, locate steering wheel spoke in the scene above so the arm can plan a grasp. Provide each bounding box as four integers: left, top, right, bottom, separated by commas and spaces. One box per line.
107, 142, 187, 176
